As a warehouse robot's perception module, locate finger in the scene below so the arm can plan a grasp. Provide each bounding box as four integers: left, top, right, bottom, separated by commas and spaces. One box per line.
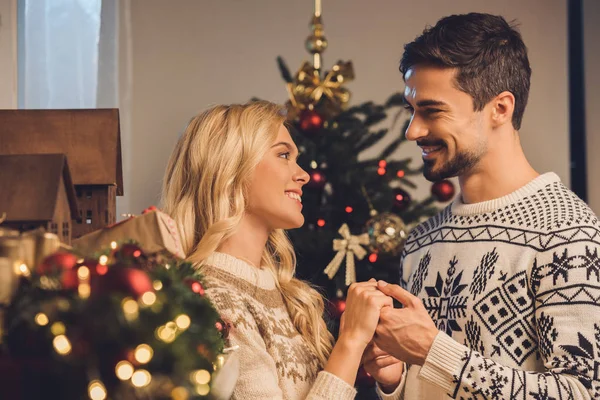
364, 355, 401, 369
377, 281, 416, 307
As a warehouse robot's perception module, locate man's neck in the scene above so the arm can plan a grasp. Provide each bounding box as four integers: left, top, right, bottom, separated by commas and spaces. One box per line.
458, 136, 538, 204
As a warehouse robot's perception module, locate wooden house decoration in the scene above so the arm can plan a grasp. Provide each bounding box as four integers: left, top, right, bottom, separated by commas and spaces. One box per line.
0, 109, 123, 239
0, 154, 78, 244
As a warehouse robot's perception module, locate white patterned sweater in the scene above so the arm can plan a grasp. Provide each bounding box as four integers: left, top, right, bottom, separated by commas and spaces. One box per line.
378, 173, 600, 400
201, 252, 357, 400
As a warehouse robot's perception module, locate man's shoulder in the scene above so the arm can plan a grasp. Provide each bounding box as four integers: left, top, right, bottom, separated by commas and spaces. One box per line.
539, 179, 599, 231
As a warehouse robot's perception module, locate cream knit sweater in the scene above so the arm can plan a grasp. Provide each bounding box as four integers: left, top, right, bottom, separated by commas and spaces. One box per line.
201, 252, 357, 400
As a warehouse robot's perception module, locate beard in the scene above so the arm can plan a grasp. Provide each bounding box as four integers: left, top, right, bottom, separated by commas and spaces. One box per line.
423, 147, 482, 182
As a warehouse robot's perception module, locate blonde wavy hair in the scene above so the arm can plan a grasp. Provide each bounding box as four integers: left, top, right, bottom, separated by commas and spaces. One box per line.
161, 101, 333, 367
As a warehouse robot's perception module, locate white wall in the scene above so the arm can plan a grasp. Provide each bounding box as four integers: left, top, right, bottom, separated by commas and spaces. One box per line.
0, 0, 17, 109
120, 0, 569, 214
584, 0, 600, 214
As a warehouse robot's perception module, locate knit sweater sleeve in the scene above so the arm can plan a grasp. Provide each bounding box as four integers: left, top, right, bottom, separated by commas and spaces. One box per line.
205, 285, 356, 400
416, 236, 600, 399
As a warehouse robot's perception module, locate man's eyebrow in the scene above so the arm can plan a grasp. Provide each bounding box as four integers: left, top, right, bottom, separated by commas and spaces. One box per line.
402, 96, 448, 108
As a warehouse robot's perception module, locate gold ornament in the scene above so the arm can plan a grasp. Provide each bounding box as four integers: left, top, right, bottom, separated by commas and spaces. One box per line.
323, 223, 369, 286
365, 212, 408, 256
285, 61, 354, 121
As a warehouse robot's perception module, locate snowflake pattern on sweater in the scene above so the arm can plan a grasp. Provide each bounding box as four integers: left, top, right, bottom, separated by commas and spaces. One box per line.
382, 173, 600, 400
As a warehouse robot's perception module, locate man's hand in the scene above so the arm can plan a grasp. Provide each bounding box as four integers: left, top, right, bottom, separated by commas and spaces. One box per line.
374, 281, 439, 366
362, 341, 404, 393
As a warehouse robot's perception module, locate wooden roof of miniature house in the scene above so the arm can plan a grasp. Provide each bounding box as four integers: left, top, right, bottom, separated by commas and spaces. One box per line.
0, 154, 78, 222
0, 109, 124, 195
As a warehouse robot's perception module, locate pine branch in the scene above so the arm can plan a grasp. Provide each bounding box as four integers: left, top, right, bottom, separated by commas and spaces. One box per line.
277, 56, 293, 83
354, 129, 387, 152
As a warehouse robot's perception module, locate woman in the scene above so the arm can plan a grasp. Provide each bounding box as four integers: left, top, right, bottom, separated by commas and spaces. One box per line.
161, 101, 392, 399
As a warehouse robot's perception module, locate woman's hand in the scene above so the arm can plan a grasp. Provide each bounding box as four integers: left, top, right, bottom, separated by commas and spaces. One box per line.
338, 279, 393, 351
362, 341, 404, 393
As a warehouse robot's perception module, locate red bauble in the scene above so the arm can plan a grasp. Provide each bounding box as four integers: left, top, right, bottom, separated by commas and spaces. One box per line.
37, 251, 78, 274
184, 277, 205, 296
298, 109, 323, 134
392, 188, 412, 212
329, 298, 346, 319
356, 366, 376, 387
94, 266, 153, 299
215, 318, 232, 339
431, 179, 455, 202
307, 169, 326, 189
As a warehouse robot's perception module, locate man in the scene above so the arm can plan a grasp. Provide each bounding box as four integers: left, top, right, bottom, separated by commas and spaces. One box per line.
362, 12, 600, 399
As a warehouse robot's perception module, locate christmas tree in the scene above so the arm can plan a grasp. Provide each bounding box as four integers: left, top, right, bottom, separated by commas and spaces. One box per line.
272, 2, 456, 396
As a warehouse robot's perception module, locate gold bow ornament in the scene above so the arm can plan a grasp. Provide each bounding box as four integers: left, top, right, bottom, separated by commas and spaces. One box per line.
286, 60, 354, 120
323, 224, 369, 286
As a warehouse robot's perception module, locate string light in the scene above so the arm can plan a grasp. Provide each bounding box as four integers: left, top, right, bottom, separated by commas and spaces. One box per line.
99, 255, 108, 265
397, 170, 405, 178
171, 387, 189, 400
140, 292, 156, 306
153, 280, 163, 291
51, 322, 66, 336
131, 370, 152, 388
378, 160, 387, 168
195, 384, 210, 396
96, 264, 108, 275
368, 253, 378, 263
134, 344, 153, 364
53, 335, 72, 355
110, 241, 118, 249
35, 313, 49, 326
115, 361, 134, 380
345, 206, 353, 213
377, 167, 386, 175
317, 219, 326, 227
191, 369, 211, 385
88, 380, 107, 400
122, 298, 139, 321
16, 263, 31, 277
175, 314, 191, 330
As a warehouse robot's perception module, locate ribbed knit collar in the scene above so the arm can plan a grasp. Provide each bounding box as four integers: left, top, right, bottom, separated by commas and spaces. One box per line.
451, 172, 561, 216
203, 252, 276, 290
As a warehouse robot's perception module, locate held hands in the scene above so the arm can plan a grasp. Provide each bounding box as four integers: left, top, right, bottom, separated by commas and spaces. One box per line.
374, 281, 439, 366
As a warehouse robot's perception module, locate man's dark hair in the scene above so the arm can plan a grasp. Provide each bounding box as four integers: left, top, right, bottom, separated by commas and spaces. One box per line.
400, 13, 531, 130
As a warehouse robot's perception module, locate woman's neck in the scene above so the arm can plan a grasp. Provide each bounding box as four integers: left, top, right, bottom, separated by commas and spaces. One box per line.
216, 213, 269, 268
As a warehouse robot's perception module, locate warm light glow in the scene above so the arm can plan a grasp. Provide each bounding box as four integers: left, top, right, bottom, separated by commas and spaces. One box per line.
368, 253, 378, 263
165, 264, 171, 270
134, 344, 153, 364
115, 361, 134, 380
35, 313, 49, 326
140, 292, 156, 306
310, 160, 318, 169
378, 160, 387, 168
317, 219, 326, 227
156, 326, 176, 343
345, 206, 353, 213
153, 280, 163, 291
77, 266, 90, 280
110, 241, 118, 249
175, 314, 191, 330
131, 370, 151, 387
122, 298, 139, 321
377, 167, 386, 176
16, 263, 30, 277
78, 283, 91, 299
385, 227, 396, 236
99, 255, 108, 265
51, 322, 66, 336
195, 384, 210, 396
53, 335, 72, 355
191, 369, 211, 385
396, 194, 404, 201
171, 387, 189, 400
397, 170, 405, 178
88, 380, 107, 400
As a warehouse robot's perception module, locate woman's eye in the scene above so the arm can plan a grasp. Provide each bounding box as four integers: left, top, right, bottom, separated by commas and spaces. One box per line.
279, 152, 291, 160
